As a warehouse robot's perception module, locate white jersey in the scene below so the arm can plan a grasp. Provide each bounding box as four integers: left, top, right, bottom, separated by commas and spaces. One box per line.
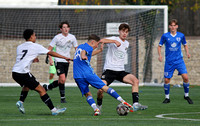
104, 36, 129, 71
49, 33, 78, 63
12, 41, 49, 73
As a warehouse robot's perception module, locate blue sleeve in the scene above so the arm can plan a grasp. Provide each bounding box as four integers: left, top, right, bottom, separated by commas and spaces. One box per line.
159, 34, 165, 46
182, 35, 187, 45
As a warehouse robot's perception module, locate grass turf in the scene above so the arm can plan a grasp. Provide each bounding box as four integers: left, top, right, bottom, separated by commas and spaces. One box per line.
0, 85, 200, 126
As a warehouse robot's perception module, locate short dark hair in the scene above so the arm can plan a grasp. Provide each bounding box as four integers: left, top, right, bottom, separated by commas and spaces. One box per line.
59, 21, 70, 28
88, 34, 100, 42
169, 19, 178, 25
23, 29, 34, 41
119, 23, 131, 31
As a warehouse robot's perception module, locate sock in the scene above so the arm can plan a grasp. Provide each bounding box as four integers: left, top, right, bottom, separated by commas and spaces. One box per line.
48, 80, 59, 90
132, 92, 139, 104
49, 79, 54, 84
97, 98, 102, 106
183, 82, 189, 97
86, 96, 97, 111
59, 83, 65, 99
19, 91, 28, 102
107, 88, 120, 99
164, 83, 170, 99
41, 93, 54, 110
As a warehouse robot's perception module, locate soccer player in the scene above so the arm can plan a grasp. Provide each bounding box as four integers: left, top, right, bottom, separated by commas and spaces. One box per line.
12, 29, 72, 115
96, 23, 148, 111
43, 21, 78, 103
73, 34, 133, 116
158, 19, 193, 104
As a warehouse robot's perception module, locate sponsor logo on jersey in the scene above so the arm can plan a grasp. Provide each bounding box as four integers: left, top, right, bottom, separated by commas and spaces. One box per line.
114, 50, 125, 59
164, 72, 168, 77
171, 42, 177, 47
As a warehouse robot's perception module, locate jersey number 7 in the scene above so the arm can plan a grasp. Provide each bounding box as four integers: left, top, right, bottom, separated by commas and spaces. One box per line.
20, 50, 28, 60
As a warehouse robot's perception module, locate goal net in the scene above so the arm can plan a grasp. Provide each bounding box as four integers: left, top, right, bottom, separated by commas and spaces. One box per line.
0, 5, 168, 85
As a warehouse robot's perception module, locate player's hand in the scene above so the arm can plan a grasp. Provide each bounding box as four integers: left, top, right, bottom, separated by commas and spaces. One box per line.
65, 58, 73, 62
115, 41, 121, 47
100, 42, 104, 51
187, 53, 191, 59
158, 56, 162, 62
49, 58, 54, 66
33, 58, 39, 63
82, 55, 88, 60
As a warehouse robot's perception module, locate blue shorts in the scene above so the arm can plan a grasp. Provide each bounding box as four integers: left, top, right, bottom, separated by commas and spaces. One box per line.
74, 74, 105, 96
164, 60, 187, 78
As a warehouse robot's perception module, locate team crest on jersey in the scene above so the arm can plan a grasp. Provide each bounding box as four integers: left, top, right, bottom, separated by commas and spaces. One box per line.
171, 42, 177, 47
176, 37, 181, 42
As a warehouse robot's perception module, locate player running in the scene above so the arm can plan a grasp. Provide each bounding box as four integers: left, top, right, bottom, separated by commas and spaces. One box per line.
96, 23, 148, 112
12, 29, 72, 115
73, 34, 133, 116
158, 19, 193, 104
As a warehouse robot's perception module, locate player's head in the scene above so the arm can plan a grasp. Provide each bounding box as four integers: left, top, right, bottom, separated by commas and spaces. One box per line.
87, 34, 100, 49
23, 29, 36, 42
169, 19, 178, 33
59, 21, 70, 35
118, 23, 130, 41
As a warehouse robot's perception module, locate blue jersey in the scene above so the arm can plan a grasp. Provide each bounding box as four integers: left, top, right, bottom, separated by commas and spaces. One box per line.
73, 43, 94, 78
159, 32, 187, 64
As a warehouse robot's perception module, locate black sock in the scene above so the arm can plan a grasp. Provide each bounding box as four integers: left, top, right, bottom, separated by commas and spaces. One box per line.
59, 83, 65, 99
97, 98, 103, 106
41, 93, 54, 110
132, 92, 139, 104
48, 80, 59, 90
19, 91, 28, 102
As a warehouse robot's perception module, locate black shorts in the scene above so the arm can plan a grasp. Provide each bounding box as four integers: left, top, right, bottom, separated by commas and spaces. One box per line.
12, 72, 39, 90
55, 62, 69, 76
101, 69, 129, 86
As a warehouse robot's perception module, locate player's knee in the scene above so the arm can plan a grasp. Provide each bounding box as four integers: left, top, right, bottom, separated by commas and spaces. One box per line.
98, 89, 104, 94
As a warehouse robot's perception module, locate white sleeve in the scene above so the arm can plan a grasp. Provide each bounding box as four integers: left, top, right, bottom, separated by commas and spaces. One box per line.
36, 44, 49, 55
73, 36, 78, 47
49, 36, 57, 47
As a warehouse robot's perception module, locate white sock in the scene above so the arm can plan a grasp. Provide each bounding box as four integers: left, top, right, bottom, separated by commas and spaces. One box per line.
117, 96, 124, 102
51, 107, 57, 112
185, 93, 189, 97
91, 103, 98, 111
165, 94, 169, 99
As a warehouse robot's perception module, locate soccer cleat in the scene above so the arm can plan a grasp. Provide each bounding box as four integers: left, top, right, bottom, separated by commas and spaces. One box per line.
52, 107, 66, 116
93, 109, 100, 116
61, 98, 67, 103
16, 101, 25, 114
43, 84, 48, 91
133, 103, 148, 111
122, 101, 134, 112
162, 98, 170, 104
184, 96, 193, 104
97, 105, 102, 114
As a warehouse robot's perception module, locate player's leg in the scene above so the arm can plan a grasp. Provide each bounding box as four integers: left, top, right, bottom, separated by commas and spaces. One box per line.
49, 64, 56, 84
162, 62, 174, 103
58, 73, 66, 103
163, 78, 171, 103
75, 78, 100, 115
122, 73, 148, 111
34, 84, 66, 115
97, 70, 114, 108
177, 61, 193, 104
16, 86, 29, 114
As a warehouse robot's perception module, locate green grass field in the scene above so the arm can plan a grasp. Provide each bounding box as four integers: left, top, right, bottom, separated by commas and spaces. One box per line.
0, 85, 200, 126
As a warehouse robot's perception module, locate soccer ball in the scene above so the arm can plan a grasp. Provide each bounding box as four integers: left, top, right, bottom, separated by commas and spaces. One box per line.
116, 103, 129, 116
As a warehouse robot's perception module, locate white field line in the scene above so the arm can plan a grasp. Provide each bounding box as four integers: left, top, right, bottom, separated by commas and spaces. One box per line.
155, 112, 200, 121
0, 83, 163, 87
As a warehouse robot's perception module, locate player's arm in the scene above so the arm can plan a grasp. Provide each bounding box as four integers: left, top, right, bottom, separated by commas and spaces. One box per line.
183, 44, 191, 58
47, 51, 72, 62
158, 45, 162, 62
92, 42, 104, 56
100, 39, 121, 47
81, 50, 88, 60
48, 45, 54, 65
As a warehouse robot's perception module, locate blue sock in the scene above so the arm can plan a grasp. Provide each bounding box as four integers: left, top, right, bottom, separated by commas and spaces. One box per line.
86, 96, 96, 106
164, 84, 170, 95
107, 88, 120, 99
183, 82, 189, 94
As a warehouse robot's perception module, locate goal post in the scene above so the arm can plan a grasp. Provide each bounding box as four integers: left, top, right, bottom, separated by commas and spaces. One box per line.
0, 5, 168, 85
